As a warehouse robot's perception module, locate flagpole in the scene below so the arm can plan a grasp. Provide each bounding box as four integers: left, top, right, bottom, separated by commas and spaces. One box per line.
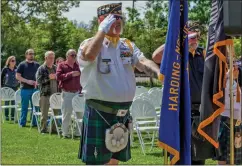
228, 44, 234, 165
164, 150, 168, 164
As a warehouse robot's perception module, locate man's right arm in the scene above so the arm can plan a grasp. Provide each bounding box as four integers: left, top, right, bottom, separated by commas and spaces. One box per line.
16, 63, 27, 83
81, 31, 105, 61
81, 14, 116, 62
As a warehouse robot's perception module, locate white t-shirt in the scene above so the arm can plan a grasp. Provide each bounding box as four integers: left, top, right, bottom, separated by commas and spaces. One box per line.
221, 72, 241, 120
77, 37, 145, 102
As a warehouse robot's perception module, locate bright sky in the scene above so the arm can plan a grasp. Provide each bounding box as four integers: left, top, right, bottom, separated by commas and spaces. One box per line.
63, 1, 148, 24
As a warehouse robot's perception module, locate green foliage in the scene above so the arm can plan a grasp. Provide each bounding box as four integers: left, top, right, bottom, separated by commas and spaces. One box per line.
1, 0, 81, 66
2, 0, 239, 68
233, 38, 242, 59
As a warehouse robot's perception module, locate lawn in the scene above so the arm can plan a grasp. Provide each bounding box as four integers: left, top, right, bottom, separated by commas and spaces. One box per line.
1, 121, 217, 165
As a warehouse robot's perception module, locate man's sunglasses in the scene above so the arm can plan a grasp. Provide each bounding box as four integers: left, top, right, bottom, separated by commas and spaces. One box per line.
70, 54, 77, 57
113, 15, 122, 20
11, 60, 16, 62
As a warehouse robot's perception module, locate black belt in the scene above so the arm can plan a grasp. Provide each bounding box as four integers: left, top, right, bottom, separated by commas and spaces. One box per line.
86, 99, 132, 114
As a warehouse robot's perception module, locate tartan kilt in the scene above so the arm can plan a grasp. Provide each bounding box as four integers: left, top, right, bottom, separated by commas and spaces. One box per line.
218, 118, 242, 164
78, 103, 131, 165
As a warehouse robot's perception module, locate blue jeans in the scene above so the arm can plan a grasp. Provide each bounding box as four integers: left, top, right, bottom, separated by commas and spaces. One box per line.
4, 101, 15, 120
20, 89, 38, 126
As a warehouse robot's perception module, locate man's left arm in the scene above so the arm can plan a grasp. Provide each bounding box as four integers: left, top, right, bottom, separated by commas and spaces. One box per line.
132, 42, 161, 79
136, 57, 160, 79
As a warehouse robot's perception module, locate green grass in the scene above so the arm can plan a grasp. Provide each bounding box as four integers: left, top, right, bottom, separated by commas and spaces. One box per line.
1, 122, 217, 165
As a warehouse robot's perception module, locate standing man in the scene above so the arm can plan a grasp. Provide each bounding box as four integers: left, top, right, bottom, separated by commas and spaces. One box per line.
152, 22, 209, 164
16, 49, 40, 127
56, 49, 82, 138
77, 3, 160, 165
36, 51, 58, 133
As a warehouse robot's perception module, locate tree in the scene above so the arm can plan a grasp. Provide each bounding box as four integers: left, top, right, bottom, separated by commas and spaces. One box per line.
1, 0, 81, 66
188, 1, 211, 46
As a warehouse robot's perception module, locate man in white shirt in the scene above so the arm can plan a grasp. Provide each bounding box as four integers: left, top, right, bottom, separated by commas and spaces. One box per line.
77, 3, 160, 165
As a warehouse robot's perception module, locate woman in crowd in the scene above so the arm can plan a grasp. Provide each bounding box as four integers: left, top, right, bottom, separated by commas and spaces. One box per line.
55, 57, 64, 66
217, 62, 242, 165
1, 56, 19, 121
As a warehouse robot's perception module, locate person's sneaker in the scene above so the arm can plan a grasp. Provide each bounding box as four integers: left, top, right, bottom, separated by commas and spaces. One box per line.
19, 125, 26, 128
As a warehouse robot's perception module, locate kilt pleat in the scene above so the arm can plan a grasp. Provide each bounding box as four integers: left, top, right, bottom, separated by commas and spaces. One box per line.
78, 103, 131, 165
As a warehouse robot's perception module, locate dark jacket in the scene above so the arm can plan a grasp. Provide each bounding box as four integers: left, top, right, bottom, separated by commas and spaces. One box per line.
36, 64, 59, 96
189, 47, 205, 105
1, 67, 19, 90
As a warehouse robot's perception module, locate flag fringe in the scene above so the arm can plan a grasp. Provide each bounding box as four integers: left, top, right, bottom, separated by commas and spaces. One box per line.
157, 141, 180, 165
197, 39, 234, 148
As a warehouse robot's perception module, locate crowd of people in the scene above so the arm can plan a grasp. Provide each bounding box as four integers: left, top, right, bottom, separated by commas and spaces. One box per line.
1, 2, 242, 165
2, 49, 82, 138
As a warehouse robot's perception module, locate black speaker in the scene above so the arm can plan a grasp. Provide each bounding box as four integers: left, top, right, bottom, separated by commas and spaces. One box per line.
223, 0, 242, 36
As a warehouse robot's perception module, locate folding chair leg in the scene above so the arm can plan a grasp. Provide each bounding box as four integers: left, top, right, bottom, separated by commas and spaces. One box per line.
149, 131, 156, 152
35, 114, 41, 133
49, 117, 53, 135
53, 118, 60, 138
2, 110, 5, 124
30, 113, 34, 130
130, 131, 134, 147
71, 121, 74, 139
137, 129, 146, 155
77, 122, 82, 136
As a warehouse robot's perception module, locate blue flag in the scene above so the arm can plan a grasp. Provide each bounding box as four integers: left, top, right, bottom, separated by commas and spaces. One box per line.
158, 0, 191, 164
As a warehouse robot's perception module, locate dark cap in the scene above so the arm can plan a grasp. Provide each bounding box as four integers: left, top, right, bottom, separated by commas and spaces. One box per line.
97, 3, 122, 18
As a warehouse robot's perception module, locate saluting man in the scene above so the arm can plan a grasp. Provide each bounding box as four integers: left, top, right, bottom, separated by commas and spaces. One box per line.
77, 3, 160, 165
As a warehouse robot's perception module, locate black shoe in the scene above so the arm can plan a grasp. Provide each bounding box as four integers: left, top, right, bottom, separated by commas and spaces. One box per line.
40, 130, 48, 134
62, 135, 71, 139
51, 130, 58, 134
5, 117, 9, 121
74, 135, 81, 139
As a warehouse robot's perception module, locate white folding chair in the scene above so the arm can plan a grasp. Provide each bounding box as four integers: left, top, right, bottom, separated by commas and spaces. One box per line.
0, 87, 16, 123
14, 89, 21, 124
71, 94, 85, 139
135, 86, 148, 97
148, 87, 160, 93
49, 93, 62, 137
148, 88, 163, 110
130, 98, 159, 155
30, 91, 41, 132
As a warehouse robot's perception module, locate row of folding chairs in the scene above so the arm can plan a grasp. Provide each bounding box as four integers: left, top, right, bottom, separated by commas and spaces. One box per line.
0, 87, 85, 139
131, 86, 163, 155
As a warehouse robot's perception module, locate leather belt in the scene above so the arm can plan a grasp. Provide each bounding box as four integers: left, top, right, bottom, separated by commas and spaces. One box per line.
86, 99, 132, 115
